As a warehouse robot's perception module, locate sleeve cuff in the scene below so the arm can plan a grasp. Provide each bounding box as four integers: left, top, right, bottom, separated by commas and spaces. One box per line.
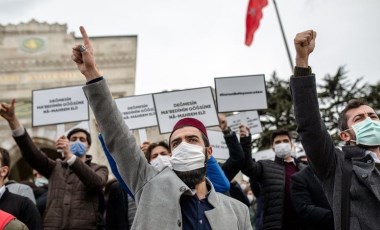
222, 127, 233, 136
86, 77, 104, 85
67, 155, 77, 166
12, 126, 25, 137
294, 66, 312, 77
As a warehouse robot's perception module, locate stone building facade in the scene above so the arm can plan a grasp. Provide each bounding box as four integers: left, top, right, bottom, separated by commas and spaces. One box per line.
0, 19, 138, 181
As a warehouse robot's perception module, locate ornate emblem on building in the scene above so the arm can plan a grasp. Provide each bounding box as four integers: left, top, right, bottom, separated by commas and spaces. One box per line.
21, 37, 45, 53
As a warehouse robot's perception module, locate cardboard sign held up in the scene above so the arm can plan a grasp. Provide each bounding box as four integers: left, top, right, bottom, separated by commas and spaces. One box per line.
215, 75, 267, 113
153, 87, 219, 134
32, 86, 89, 127
207, 129, 229, 160
115, 94, 157, 130
226, 111, 262, 135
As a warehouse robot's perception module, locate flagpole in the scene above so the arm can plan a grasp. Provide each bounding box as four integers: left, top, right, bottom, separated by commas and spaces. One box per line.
272, 0, 294, 71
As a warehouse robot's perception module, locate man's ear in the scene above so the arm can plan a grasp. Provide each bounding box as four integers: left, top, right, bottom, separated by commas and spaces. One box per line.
206, 146, 213, 159
339, 131, 351, 142
0, 166, 9, 178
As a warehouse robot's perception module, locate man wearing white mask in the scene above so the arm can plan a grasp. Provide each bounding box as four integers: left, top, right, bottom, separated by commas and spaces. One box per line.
290, 29, 380, 229
145, 141, 172, 171
241, 129, 306, 229
73, 26, 251, 230
0, 100, 109, 230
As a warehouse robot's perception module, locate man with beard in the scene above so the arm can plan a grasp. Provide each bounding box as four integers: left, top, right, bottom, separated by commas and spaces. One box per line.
72, 26, 251, 230
290, 30, 380, 229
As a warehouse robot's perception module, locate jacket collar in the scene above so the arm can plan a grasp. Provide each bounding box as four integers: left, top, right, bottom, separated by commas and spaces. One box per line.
342, 145, 367, 159
205, 178, 219, 207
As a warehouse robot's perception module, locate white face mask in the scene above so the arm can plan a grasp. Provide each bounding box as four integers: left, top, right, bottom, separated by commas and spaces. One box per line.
274, 143, 292, 158
240, 183, 248, 191
150, 155, 172, 172
170, 142, 206, 172
247, 194, 254, 203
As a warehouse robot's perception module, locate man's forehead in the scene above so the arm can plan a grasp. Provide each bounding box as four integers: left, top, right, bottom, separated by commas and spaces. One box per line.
170, 126, 202, 141
71, 131, 87, 137
152, 146, 169, 154
346, 105, 376, 119
274, 135, 290, 141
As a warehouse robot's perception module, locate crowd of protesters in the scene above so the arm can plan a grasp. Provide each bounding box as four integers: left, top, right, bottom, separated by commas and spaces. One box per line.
0, 27, 378, 230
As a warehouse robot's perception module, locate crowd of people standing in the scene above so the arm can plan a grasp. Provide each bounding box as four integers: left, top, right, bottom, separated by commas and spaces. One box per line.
0, 27, 378, 230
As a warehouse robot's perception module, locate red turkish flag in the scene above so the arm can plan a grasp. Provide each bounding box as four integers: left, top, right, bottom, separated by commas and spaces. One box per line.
245, 0, 268, 46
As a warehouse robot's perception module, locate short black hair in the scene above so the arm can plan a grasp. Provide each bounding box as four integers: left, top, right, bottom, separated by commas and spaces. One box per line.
338, 99, 368, 131
0, 148, 10, 178
201, 133, 210, 148
67, 128, 92, 146
145, 141, 170, 163
270, 129, 291, 146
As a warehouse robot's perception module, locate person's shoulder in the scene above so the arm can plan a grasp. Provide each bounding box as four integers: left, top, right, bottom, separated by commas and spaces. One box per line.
216, 192, 247, 208
2, 189, 28, 203
258, 159, 275, 165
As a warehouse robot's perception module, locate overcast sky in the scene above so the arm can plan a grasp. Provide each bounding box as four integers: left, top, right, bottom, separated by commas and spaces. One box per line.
1, 0, 379, 95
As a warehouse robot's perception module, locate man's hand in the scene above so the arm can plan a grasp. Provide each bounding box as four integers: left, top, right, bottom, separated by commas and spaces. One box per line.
294, 30, 317, 68
0, 99, 21, 130
239, 125, 250, 138
140, 141, 150, 154
55, 135, 73, 160
72, 26, 101, 81
218, 114, 229, 132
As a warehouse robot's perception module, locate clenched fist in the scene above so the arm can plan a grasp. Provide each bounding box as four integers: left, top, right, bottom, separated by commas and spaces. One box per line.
294, 30, 316, 68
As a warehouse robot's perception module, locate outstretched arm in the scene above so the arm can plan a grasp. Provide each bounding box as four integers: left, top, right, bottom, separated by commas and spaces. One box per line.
290, 30, 336, 179
218, 114, 245, 181
72, 27, 156, 194
1, 99, 56, 178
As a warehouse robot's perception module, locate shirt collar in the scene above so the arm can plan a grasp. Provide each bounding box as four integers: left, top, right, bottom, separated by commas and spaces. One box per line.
284, 158, 296, 165
0, 185, 6, 199
365, 150, 380, 163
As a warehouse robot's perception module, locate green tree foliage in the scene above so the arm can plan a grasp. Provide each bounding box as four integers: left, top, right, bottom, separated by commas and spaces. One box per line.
253, 72, 296, 150
253, 66, 380, 150
317, 66, 368, 143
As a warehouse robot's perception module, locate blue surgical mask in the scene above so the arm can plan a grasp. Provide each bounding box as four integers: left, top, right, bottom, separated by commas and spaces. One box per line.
35, 177, 49, 187
349, 117, 380, 146
70, 141, 87, 157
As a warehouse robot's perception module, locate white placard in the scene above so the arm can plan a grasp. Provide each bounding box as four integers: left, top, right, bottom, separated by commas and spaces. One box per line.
139, 129, 148, 143
207, 129, 229, 160
32, 86, 89, 127
244, 111, 262, 134
225, 114, 243, 135
215, 75, 267, 112
115, 94, 157, 130
226, 111, 262, 135
153, 87, 219, 134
